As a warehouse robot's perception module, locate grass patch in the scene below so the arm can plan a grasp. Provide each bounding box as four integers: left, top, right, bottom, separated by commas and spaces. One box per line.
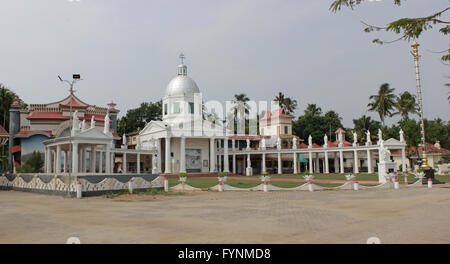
270, 181, 304, 188
227, 179, 261, 188
314, 182, 342, 188
436, 174, 450, 183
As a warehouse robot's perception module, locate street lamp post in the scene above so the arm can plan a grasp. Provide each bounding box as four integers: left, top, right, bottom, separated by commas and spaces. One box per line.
58, 74, 82, 197
411, 42, 438, 184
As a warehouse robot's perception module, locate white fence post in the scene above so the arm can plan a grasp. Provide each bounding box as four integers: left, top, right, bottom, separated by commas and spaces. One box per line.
164, 176, 169, 192
394, 179, 399, 190
263, 181, 268, 192
353, 180, 359, 191
128, 178, 134, 194
308, 181, 313, 192
428, 178, 432, 189
76, 180, 82, 199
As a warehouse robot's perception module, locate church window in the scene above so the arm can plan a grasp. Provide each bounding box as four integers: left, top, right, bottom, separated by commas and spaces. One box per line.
189, 102, 194, 114
164, 104, 168, 115
174, 102, 181, 114
284, 126, 288, 134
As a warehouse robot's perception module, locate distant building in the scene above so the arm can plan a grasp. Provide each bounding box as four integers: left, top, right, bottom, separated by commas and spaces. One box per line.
8, 94, 120, 172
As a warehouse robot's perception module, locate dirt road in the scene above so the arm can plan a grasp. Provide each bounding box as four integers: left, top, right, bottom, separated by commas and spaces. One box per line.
0, 186, 449, 243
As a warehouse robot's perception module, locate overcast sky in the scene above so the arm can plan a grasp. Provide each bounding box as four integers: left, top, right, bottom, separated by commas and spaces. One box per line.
0, 0, 448, 127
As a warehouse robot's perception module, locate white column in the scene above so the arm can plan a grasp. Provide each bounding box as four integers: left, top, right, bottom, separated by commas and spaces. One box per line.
334, 152, 339, 173
137, 153, 141, 174
63, 151, 67, 173
401, 147, 407, 172
105, 144, 111, 173
164, 137, 171, 174
223, 138, 229, 173
156, 139, 162, 173
83, 148, 87, 173
218, 153, 222, 173
180, 136, 186, 173
72, 143, 78, 174
99, 151, 103, 173
209, 137, 215, 173
293, 152, 297, 174
339, 150, 344, 174
232, 139, 235, 150
308, 151, 313, 174
324, 151, 329, 173
367, 149, 373, 173
89, 147, 95, 173
123, 152, 127, 173
111, 152, 114, 173
232, 154, 236, 174
315, 153, 319, 173
55, 145, 61, 173
246, 153, 251, 176
262, 153, 266, 174
354, 150, 359, 174
278, 152, 282, 174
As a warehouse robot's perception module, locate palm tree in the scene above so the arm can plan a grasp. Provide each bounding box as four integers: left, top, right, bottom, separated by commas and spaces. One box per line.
0, 84, 16, 129
230, 93, 251, 134
393, 91, 419, 120
352, 115, 381, 142
367, 83, 396, 126
304, 104, 322, 116
274, 92, 298, 115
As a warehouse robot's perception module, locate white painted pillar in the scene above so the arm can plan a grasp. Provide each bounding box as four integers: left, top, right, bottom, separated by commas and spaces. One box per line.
123, 152, 127, 173
308, 151, 313, 174
72, 143, 78, 174
63, 151, 67, 173
367, 149, 373, 173
324, 151, 329, 174
315, 153, 319, 173
334, 152, 339, 173
218, 153, 222, 173
105, 144, 111, 173
232, 154, 236, 174
209, 137, 216, 173
293, 152, 297, 174
165, 136, 172, 174
262, 153, 266, 174
89, 148, 95, 173
401, 147, 407, 172
156, 139, 162, 173
137, 153, 141, 174
99, 151, 103, 173
232, 139, 235, 151
246, 153, 251, 176
55, 145, 61, 173
83, 148, 88, 173
339, 150, 344, 174
278, 152, 282, 174
111, 152, 114, 173
180, 136, 186, 173
93, 148, 97, 173
354, 150, 359, 174
223, 138, 229, 173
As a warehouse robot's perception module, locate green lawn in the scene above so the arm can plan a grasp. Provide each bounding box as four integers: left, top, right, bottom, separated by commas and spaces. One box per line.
166, 173, 449, 190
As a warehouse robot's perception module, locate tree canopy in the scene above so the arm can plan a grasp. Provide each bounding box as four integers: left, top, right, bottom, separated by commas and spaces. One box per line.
330, 0, 450, 62
117, 101, 162, 136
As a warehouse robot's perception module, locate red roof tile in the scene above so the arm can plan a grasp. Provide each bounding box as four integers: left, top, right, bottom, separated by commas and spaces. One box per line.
59, 97, 88, 108
27, 112, 70, 120
10, 145, 21, 153
392, 142, 450, 155
228, 134, 263, 140
82, 114, 107, 122
260, 109, 293, 121
0, 125, 8, 135
15, 130, 52, 138
298, 142, 308, 149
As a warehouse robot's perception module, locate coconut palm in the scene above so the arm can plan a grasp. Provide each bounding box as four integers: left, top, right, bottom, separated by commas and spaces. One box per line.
274, 92, 298, 115
367, 83, 396, 126
230, 93, 251, 134
393, 91, 419, 120
304, 104, 322, 116
0, 84, 16, 129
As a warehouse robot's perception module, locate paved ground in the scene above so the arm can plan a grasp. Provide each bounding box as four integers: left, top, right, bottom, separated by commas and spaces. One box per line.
0, 186, 449, 244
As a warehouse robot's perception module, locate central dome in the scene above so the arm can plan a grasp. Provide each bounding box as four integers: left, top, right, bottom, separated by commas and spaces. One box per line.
165, 75, 200, 96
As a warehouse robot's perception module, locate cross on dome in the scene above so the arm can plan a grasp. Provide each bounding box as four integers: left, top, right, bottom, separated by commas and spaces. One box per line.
179, 53, 185, 64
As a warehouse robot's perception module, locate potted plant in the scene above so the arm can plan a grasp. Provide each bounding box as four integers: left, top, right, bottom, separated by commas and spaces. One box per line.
260, 172, 270, 182
218, 172, 227, 183
178, 172, 187, 183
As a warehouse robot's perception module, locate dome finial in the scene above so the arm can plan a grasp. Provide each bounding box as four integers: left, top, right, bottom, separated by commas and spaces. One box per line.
177, 53, 187, 76
179, 53, 185, 64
